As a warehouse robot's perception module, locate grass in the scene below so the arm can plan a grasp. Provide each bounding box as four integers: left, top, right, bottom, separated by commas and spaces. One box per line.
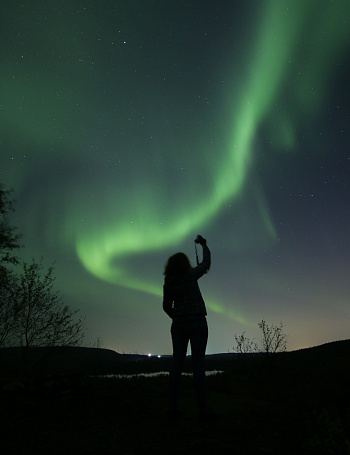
1, 342, 350, 454
1, 373, 297, 454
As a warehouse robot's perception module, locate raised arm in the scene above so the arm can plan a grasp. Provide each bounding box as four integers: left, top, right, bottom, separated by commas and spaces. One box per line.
192, 235, 211, 279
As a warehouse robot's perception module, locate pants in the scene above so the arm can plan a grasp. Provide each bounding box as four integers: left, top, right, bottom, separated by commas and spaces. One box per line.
168, 315, 208, 412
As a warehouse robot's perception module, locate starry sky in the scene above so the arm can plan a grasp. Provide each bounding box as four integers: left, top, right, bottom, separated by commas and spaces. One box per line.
1, 0, 350, 354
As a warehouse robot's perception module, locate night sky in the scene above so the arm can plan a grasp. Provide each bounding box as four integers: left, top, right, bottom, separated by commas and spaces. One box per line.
1, 0, 350, 354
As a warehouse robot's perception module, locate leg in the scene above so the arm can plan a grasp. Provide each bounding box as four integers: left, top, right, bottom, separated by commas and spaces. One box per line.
168, 320, 189, 413
189, 317, 208, 413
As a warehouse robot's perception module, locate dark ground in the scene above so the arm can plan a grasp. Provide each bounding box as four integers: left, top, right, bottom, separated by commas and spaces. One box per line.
1, 341, 350, 454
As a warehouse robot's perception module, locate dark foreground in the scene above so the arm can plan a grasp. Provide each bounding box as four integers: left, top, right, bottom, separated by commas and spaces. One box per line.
1, 341, 350, 454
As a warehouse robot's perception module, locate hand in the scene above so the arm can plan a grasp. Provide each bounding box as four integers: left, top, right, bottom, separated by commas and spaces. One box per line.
195, 234, 207, 246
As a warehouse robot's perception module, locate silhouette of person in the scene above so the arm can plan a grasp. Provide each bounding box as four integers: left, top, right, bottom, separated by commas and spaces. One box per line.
163, 235, 214, 421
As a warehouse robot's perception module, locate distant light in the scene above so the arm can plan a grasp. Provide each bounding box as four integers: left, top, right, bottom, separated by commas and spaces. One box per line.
157, 355, 161, 358
148, 353, 152, 357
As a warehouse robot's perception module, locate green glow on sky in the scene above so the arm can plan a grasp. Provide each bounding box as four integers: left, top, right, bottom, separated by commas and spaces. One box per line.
74, 0, 350, 321
2, 0, 349, 337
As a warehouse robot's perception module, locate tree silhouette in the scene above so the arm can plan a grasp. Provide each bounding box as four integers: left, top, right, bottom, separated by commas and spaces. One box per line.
0, 184, 22, 346
234, 320, 287, 355
258, 320, 287, 354
0, 185, 21, 270
13, 259, 85, 347
233, 331, 258, 354
0, 274, 18, 347
0, 183, 85, 347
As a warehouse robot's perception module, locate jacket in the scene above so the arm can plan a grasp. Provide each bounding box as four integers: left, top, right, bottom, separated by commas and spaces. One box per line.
162, 244, 211, 319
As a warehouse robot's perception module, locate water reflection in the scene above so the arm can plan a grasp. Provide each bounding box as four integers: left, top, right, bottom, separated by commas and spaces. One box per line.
94, 370, 223, 379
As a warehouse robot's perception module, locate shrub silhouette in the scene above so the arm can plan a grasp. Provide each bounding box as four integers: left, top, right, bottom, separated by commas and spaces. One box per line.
234, 320, 287, 354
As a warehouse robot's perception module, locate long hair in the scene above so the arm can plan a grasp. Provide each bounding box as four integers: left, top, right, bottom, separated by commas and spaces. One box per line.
164, 252, 192, 276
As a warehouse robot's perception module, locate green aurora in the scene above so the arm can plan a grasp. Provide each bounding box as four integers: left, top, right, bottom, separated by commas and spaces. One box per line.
1, 0, 350, 352
74, 0, 349, 310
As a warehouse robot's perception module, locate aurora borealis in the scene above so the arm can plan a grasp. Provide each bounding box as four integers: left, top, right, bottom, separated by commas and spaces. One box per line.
1, 0, 350, 354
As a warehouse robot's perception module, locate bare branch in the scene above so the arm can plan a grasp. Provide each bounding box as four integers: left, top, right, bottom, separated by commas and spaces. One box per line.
4, 259, 85, 347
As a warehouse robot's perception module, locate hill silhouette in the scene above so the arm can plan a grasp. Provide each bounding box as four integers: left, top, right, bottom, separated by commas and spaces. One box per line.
1, 340, 349, 454
1, 339, 349, 377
